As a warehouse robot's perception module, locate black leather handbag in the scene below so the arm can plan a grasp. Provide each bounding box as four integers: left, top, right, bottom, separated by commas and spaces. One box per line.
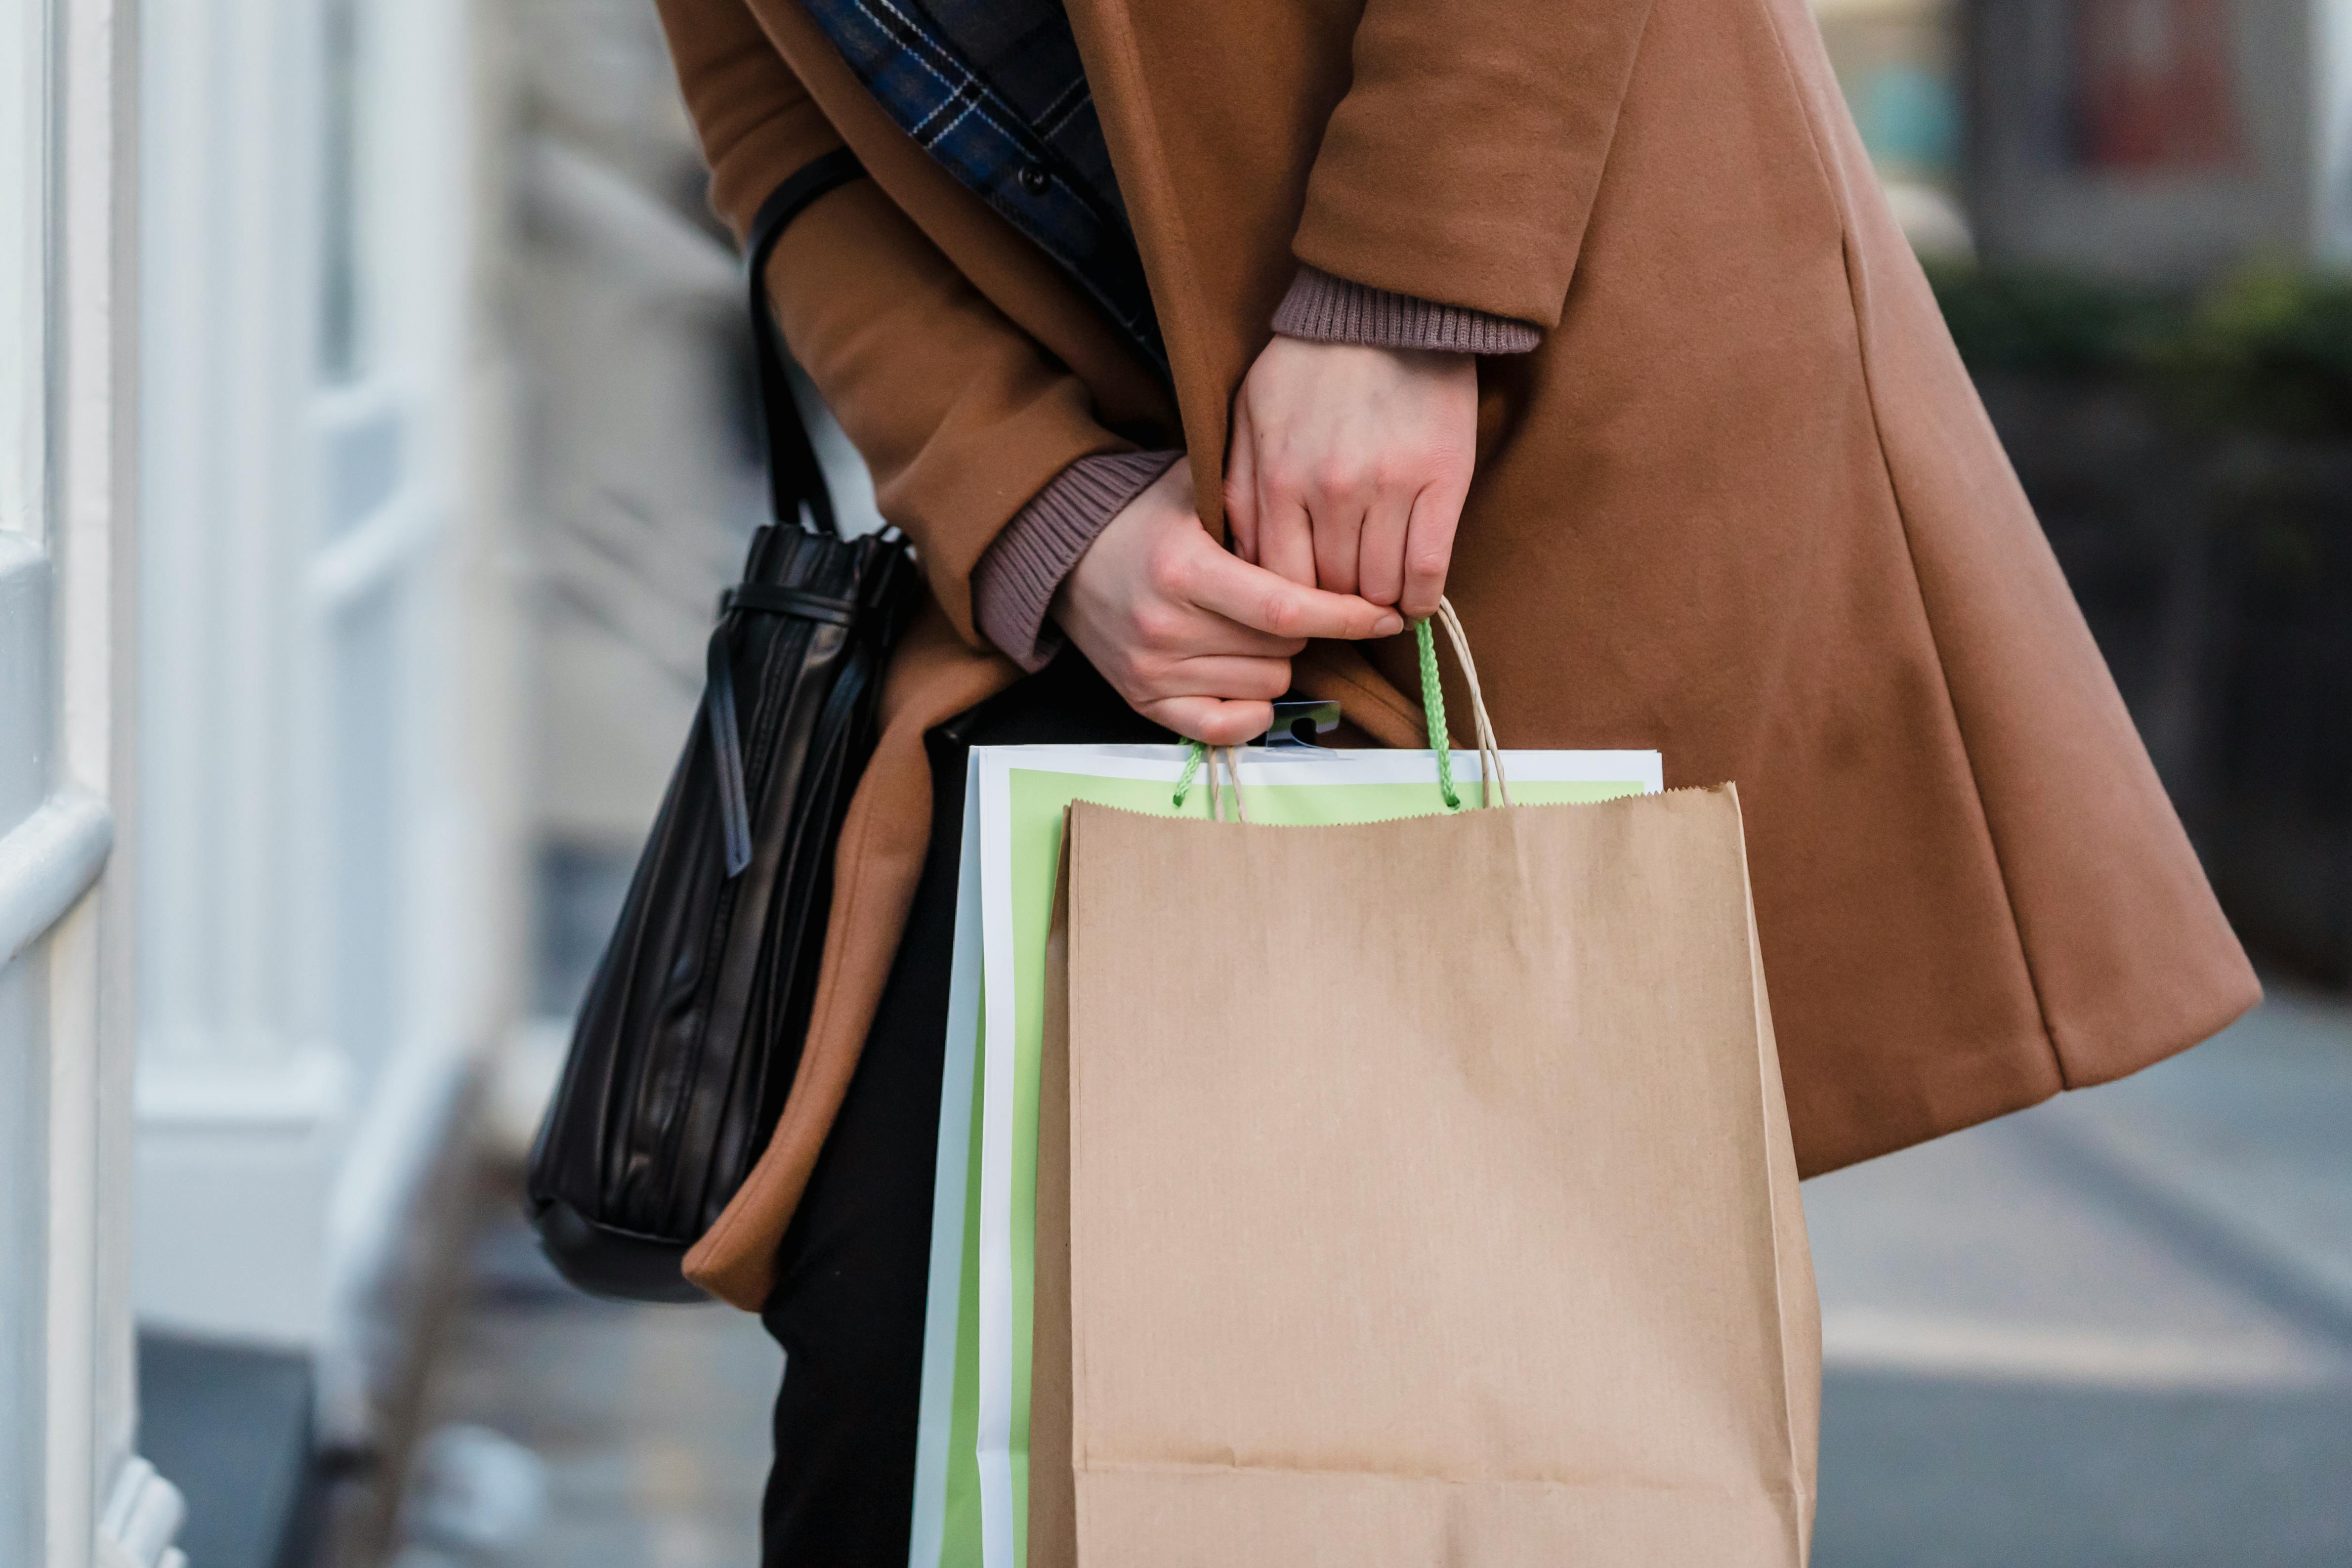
526, 152, 918, 1301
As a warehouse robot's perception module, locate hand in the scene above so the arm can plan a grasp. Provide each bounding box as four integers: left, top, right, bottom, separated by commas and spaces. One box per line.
1054, 463, 1404, 744
1225, 337, 1476, 619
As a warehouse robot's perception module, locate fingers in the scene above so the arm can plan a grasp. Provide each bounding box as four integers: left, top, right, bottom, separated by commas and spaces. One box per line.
1116, 647, 1288, 745
1185, 544, 1404, 642
1157, 654, 1294, 702
1252, 450, 1319, 591
1139, 531, 1310, 657
1398, 472, 1470, 621
1224, 339, 1477, 612
1139, 695, 1276, 748
1115, 644, 1293, 707
1310, 472, 1366, 597
1222, 432, 1259, 565
1355, 484, 1413, 608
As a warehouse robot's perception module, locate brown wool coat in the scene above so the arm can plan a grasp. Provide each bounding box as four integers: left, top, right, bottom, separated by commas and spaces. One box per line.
653, 0, 2261, 1309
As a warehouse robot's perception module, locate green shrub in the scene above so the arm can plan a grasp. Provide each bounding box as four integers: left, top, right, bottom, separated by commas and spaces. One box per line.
1926, 260, 2352, 439
2168, 270, 2352, 439
1922, 259, 2173, 377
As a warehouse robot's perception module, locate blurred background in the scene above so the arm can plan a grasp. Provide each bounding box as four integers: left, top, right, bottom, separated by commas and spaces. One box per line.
24, 0, 2352, 1564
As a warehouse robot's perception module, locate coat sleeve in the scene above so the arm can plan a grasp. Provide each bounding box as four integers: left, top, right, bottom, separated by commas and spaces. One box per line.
653, 0, 1140, 643
1293, 0, 1659, 333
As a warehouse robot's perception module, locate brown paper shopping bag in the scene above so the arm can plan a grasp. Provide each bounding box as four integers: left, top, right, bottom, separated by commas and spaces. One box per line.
1034, 607, 1819, 1568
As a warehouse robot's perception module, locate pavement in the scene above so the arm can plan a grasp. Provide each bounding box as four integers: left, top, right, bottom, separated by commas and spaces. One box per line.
141, 1331, 318, 1568
378, 1171, 776, 1568
378, 992, 2352, 1567
1807, 988, 2352, 1567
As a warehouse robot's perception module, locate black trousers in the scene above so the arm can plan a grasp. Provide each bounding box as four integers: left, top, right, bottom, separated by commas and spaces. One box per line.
759, 653, 1166, 1567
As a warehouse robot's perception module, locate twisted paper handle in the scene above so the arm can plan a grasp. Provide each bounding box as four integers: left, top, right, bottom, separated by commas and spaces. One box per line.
1172, 742, 1251, 822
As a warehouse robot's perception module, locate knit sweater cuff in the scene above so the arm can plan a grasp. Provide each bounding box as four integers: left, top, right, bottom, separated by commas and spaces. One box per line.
1271, 265, 1541, 354
974, 448, 1183, 671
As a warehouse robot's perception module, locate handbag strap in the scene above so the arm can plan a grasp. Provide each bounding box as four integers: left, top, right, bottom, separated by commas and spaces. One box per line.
745, 148, 866, 535
706, 151, 873, 879
724, 582, 859, 627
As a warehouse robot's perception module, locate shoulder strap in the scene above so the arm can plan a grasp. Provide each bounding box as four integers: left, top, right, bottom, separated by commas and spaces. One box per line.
745, 149, 867, 536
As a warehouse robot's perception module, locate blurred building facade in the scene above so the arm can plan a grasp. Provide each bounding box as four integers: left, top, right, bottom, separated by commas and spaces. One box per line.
1968, 0, 2352, 276
1815, 0, 1975, 254
1819, 0, 2352, 276
117, 0, 532, 1562
503, 0, 878, 1036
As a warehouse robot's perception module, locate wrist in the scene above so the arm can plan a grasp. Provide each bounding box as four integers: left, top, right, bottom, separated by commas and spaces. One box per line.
974, 449, 1182, 671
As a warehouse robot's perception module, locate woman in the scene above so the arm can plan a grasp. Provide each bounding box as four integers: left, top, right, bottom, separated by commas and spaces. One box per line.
647, 0, 2259, 1559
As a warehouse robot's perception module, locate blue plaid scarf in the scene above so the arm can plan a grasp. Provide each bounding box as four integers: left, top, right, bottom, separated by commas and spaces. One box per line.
798, 0, 1167, 374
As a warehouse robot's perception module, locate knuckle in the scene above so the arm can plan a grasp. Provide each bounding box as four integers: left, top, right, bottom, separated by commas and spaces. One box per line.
1144, 540, 1191, 599
1132, 602, 1182, 648
1258, 592, 1302, 638
1259, 468, 1303, 509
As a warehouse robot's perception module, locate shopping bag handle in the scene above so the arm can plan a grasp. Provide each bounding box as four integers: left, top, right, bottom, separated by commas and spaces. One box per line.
1172, 595, 1512, 816
1172, 742, 1252, 821
1417, 598, 1512, 809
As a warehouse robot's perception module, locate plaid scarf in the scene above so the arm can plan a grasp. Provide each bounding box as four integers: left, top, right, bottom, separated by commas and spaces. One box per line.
798, 0, 1167, 374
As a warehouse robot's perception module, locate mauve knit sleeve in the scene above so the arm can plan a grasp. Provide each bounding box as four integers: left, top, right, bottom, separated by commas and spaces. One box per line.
1271, 265, 1540, 354
971, 448, 1182, 671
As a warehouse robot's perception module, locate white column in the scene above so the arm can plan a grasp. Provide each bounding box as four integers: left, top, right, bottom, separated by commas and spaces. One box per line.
133, 0, 349, 1354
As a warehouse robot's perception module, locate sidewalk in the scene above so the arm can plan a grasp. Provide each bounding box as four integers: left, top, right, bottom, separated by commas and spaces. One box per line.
1804, 988, 2352, 1567
374, 1169, 775, 1568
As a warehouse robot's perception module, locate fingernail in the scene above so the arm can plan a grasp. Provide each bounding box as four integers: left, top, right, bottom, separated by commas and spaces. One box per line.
1374, 613, 1403, 636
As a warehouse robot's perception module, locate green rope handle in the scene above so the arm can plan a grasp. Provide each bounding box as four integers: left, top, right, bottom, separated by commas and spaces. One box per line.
1173, 739, 1206, 808
1416, 619, 1461, 811
1175, 619, 1460, 811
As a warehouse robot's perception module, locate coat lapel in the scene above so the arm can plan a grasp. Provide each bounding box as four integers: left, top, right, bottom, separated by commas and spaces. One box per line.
751, 0, 1176, 435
